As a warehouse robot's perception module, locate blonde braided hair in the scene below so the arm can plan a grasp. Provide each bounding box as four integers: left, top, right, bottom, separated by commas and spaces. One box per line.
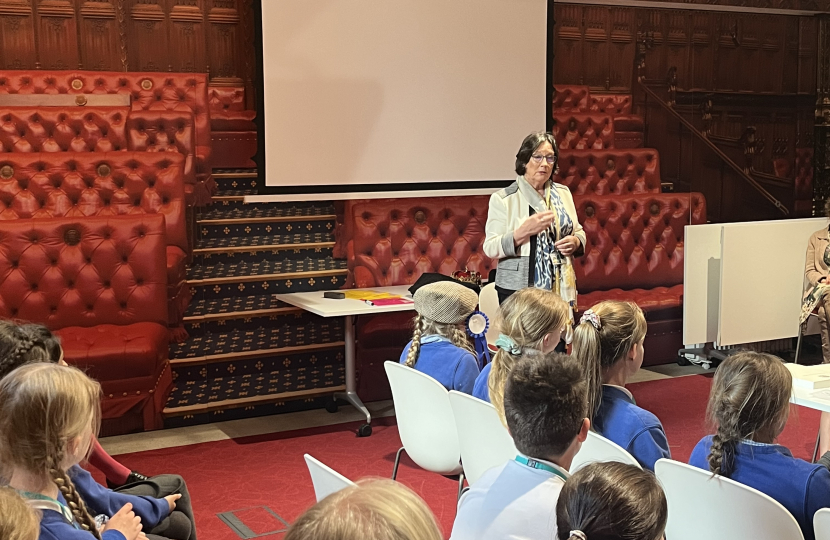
0, 363, 102, 537
404, 313, 472, 369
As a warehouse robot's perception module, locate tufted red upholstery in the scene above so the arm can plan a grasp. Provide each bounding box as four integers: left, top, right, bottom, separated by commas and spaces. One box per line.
573, 192, 707, 365
0, 152, 190, 325
208, 85, 256, 169
553, 85, 590, 112
125, 110, 201, 205
555, 149, 662, 195
0, 70, 214, 202
346, 197, 494, 288
0, 107, 129, 153
553, 113, 615, 150
0, 214, 172, 430
589, 94, 633, 115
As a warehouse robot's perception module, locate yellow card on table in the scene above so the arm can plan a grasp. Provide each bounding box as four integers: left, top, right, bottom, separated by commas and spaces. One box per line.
343, 290, 400, 301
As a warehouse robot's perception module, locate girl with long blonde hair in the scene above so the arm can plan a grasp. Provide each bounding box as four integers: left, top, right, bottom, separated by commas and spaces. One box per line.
689, 352, 828, 540
571, 300, 669, 471
472, 287, 569, 421
0, 363, 185, 540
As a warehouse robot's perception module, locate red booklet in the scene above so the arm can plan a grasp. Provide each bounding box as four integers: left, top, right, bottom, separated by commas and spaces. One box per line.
364, 297, 414, 307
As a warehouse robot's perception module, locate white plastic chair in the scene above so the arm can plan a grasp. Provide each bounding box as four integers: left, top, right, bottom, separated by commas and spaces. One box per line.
655, 458, 804, 540
814, 508, 830, 540
570, 430, 642, 472
384, 361, 463, 481
303, 454, 356, 502
448, 390, 517, 484
478, 282, 500, 346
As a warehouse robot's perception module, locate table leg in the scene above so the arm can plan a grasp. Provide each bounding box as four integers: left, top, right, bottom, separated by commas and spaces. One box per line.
334, 314, 373, 436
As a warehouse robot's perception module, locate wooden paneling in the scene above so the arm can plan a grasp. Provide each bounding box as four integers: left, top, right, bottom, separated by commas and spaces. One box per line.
554, 3, 819, 95
0, 0, 255, 101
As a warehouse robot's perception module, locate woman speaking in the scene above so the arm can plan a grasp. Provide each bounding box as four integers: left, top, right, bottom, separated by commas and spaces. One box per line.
483, 131, 585, 318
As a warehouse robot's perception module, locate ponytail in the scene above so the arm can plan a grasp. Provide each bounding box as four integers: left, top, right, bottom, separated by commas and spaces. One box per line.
571, 320, 603, 422
488, 347, 522, 424
405, 314, 426, 368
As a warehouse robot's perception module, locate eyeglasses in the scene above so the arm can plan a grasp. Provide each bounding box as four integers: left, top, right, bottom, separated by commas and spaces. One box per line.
530, 154, 557, 165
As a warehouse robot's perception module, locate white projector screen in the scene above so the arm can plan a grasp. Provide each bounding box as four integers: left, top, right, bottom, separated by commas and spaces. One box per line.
260, 0, 548, 188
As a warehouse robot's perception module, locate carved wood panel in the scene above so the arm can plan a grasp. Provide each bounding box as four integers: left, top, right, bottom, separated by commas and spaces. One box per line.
78, 1, 122, 71
0, 1, 38, 70
36, 0, 78, 70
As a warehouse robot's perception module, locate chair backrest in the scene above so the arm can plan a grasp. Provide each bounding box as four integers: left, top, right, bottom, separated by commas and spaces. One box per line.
478, 282, 499, 346
570, 430, 641, 472
655, 458, 805, 540
303, 454, 356, 502
384, 361, 462, 476
448, 390, 517, 484
815, 508, 830, 540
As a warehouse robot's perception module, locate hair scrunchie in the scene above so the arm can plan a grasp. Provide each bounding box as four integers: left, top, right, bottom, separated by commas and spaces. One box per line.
580, 309, 601, 331
569, 531, 588, 540
495, 334, 522, 355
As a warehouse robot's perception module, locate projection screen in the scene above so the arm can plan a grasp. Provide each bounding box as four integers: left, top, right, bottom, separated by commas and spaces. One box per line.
260, 0, 548, 189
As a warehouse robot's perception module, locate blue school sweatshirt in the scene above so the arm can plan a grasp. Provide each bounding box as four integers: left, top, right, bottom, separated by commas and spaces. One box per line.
689, 436, 830, 540
472, 362, 492, 402
593, 385, 671, 471
399, 337, 480, 394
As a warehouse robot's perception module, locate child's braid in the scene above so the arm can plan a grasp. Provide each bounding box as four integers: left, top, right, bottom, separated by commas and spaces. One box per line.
404, 314, 426, 368
49, 464, 102, 540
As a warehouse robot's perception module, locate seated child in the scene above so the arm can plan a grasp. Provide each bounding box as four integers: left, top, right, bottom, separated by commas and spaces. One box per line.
400, 277, 481, 393
689, 351, 829, 540
556, 461, 667, 540
0, 362, 191, 540
0, 487, 40, 540
472, 287, 568, 416
571, 301, 670, 471
450, 352, 590, 540
285, 478, 442, 540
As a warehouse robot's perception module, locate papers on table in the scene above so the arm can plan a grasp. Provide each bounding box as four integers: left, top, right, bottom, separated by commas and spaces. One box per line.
343, 290, 400, 301
787, 363, 830, 390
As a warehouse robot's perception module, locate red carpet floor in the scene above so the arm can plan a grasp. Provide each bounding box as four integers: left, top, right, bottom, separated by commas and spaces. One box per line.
97, 375, 822, 540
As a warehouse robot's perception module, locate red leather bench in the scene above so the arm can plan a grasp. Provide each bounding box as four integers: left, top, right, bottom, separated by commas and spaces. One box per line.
0, 71, 214, 205
0, 214, 172, 432
208, 85, 256, 169
554, 85, 644, 149
554, 149, 662, 195
553, 113, 615, 150
0, 107, 200, 206
574, 192, 707, 366
0, 152, 190, 327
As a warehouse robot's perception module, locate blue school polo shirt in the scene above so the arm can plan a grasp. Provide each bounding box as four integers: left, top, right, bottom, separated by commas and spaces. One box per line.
593, 385, 671, 471
689, 436, 830, 540
399, 336, 480, 394
472, 362, 492, 402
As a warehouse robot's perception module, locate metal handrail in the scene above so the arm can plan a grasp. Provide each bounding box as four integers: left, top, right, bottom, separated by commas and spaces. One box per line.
637, 80, 789, 216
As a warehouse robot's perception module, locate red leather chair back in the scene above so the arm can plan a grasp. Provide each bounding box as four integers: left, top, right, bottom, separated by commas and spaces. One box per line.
574, 193, 707, 293
553, 114, 615, 150
0, 214, 168, 328
0, 71, 210, 150
589, 94, 632, 115
126, 110, 195, 185
0, 107, 129, 153
209, 86, 246, 113
348, 197, 493, 287
555, 149, 662, 195
0, 152, 187, 253
553, 85, 590, 112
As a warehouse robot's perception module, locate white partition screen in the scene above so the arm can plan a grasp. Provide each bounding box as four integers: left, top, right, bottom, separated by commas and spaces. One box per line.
260, 0, 548, 188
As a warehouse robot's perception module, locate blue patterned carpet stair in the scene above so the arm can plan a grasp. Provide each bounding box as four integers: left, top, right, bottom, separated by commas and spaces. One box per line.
163, 171, 347, 428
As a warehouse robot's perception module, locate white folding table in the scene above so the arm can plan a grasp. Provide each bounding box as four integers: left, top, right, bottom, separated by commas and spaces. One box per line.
276, 286, 415, 436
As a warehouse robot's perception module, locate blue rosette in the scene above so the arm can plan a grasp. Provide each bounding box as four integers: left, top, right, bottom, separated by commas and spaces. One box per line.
466, 310, 491, 369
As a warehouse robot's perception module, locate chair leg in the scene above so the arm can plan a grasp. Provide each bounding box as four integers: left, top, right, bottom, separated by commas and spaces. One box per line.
795, 322, 805, 365
814, 430, 821, 463
392, 447, 406, 480
457, 472, 466, 501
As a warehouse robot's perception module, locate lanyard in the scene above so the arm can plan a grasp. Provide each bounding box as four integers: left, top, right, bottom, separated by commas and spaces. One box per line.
17, 489, 78, 528
514, 455, 568, 481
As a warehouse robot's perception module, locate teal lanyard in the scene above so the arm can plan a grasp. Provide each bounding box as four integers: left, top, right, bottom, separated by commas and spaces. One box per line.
514, 455, 568, 481
17, 489, 78, 528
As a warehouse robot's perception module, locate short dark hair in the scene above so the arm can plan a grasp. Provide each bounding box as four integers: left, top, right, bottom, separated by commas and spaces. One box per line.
556, 462, 668, 540
503, 352, 587, 458
515, 131, 559, 176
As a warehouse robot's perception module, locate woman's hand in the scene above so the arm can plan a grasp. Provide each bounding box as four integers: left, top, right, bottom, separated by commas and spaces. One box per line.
513, 210, 556, 247
104, 503, 142, 540
554, 235, 580, 256
164, 494, 181, 514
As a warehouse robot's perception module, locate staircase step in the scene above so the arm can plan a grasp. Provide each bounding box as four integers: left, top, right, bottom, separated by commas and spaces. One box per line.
183, 294, 298, 320
163, 395, 333, 427
187, 256, 347, 282
198, 202, 335, 222
183, 309, 324, 338
213, 169, 258, 179
187, 271, 348, 301
171, 342, 346, 366
195, 232, 334, 253
215, 189, 258, 197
